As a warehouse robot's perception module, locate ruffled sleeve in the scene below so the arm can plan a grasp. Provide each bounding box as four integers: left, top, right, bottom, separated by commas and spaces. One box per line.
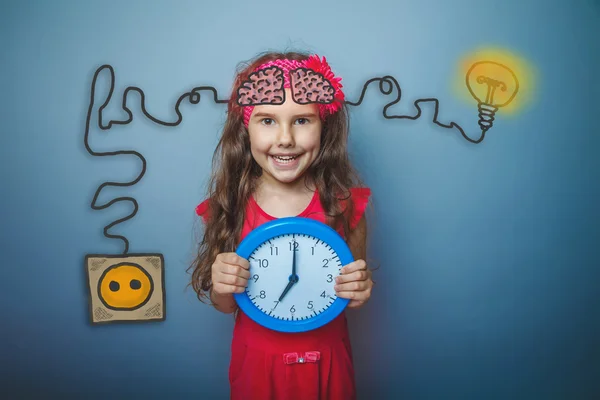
348, 187, 371, 229
195, 199, 210, 223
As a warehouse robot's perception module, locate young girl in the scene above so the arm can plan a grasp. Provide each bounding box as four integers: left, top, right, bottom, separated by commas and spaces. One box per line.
189, 50, 374, 400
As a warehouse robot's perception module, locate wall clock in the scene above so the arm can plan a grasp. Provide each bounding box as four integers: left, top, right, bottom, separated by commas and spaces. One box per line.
234, 217, 353, 333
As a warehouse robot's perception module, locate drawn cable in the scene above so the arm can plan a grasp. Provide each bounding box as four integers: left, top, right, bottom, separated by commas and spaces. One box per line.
345, 76, 484, 144
85, 64, 503, 251
84, 65, 228, 254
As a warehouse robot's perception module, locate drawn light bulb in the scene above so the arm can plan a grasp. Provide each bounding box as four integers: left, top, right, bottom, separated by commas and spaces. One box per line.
466, 61, 519, 132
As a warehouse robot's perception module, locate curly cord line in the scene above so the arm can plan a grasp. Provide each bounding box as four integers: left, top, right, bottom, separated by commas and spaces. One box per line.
84, 65, 228, 254
85, 65, 485, 252
345, 76, 484, 144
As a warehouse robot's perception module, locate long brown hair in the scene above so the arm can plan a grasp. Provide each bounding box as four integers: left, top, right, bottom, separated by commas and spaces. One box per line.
188, 50, 365, 303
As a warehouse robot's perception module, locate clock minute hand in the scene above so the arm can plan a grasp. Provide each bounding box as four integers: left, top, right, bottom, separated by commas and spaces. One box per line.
292, 242, 297, 277
279, 246, 299, 302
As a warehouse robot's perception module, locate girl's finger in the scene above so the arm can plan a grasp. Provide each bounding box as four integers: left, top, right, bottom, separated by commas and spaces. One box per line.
335, 290, 370, 302
213, 283, 246, 295
217, 272, 248, 287
347, 300, 366, 308
218, 253, 250, 270
340, 259, 367, 274
335, 270, 369, 284
334, 280, 370, 293
221, 263, 251, 279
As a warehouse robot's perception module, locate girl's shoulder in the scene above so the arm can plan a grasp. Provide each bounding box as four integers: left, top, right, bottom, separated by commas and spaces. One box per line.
195, 186, 372, 227
195, 198, 211, 223
343, 187, 372, 229
347, 187, 371, 200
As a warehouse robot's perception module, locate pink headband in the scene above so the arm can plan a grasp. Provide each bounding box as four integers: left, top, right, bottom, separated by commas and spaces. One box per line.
235, 55, 345, 127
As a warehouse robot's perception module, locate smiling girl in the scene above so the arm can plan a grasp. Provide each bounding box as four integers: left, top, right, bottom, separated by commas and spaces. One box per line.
190, 51, 373, 400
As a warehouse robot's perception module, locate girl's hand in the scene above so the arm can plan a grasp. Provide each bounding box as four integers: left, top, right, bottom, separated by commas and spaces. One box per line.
211, 252, 250, 296
334, 259, 374, 308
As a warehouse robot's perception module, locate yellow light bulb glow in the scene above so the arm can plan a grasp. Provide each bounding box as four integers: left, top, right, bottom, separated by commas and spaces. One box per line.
453, 47, 536, 133
466, 61, 519, 106
466, 61, 519, 132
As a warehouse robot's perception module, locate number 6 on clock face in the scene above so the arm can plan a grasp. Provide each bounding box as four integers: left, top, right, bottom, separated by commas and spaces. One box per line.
233, 217, 352, 333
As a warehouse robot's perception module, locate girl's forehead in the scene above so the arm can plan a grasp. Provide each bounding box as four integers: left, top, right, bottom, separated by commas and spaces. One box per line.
252, 89, 319, 116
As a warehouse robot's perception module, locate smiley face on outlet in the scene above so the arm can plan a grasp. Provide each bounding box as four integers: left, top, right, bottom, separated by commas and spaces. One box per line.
97, 263, 154, 311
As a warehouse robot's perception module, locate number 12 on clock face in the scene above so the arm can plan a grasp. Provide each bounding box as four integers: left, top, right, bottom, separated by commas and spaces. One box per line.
233, 217, 353, 333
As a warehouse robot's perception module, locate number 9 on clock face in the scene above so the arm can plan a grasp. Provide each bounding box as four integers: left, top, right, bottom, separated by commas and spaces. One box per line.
233, 217, 353, 333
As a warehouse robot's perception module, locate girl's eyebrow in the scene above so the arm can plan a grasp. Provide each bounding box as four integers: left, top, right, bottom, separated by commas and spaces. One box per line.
253, 112, 318, 119
293, 113, 318, 119
253, 112, 276, 118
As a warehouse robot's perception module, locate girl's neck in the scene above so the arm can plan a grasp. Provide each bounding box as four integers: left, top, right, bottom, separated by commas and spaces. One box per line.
255, 174, 316, 198
253, 175, 317, 219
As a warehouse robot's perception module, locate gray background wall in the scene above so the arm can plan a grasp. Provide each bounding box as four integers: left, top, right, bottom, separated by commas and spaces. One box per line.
1, 0, 599, 398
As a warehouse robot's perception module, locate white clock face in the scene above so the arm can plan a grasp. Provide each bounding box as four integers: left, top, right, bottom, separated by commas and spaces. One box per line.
245, 233, 342, 321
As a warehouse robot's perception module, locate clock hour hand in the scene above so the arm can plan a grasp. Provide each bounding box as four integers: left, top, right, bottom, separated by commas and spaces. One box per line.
278, 279, 295, 302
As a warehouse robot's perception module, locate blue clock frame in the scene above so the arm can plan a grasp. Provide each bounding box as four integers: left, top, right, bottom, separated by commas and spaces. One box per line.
234, 217, 353, 333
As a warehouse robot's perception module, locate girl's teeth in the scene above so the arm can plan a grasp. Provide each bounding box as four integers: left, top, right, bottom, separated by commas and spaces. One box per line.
274, 155, 297, 161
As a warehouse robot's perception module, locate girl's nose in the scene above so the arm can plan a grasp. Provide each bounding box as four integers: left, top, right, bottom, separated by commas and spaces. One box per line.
276, 125, 295, 146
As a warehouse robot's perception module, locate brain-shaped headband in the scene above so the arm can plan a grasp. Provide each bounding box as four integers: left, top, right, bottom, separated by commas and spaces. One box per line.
236, 55, 345, 127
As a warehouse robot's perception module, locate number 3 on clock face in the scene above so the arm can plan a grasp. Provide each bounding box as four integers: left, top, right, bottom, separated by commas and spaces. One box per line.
233, 217, 353, 333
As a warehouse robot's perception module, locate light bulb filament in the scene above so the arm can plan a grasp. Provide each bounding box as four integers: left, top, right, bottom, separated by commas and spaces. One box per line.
475, 75, 507, 105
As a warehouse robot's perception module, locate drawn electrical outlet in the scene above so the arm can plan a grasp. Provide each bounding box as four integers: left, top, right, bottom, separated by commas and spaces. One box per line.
85, 253, 165, 325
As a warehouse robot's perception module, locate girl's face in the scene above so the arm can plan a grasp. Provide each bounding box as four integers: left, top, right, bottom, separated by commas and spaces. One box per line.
247, 89, 322, 188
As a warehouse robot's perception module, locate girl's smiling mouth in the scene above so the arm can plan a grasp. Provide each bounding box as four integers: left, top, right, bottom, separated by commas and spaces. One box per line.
271, 154, 301, 162
270, 153, 302, 168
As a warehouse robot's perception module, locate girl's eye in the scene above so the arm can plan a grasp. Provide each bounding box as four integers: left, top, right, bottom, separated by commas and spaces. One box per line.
296, 118, 308, 125
261, 118, 274, 125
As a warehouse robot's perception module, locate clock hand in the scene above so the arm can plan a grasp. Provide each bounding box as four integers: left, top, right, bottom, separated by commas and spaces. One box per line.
279, 242, 300, 302
278, 279, 295, 302
292, 241, 297, 277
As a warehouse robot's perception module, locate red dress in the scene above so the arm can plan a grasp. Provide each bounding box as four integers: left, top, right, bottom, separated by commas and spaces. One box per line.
196, 187, 371, 400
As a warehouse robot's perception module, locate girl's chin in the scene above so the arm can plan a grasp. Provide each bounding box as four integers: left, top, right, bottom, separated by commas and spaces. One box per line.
263, 159, 308, 184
